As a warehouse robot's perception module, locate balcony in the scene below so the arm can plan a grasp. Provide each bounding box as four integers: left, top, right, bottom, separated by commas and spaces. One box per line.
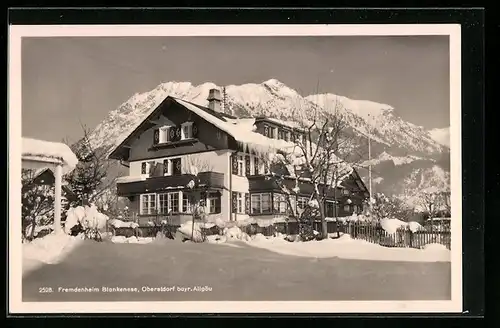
117, 171, 225, 197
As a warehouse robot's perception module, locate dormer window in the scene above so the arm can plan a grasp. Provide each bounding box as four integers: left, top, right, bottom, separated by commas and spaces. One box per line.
181, 122, 193, 140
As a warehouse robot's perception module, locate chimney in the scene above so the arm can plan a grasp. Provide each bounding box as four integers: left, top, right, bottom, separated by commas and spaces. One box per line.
207, 88, 222, 112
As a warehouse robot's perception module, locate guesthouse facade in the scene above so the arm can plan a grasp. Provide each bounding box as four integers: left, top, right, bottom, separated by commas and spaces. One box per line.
109, 89, 370, 226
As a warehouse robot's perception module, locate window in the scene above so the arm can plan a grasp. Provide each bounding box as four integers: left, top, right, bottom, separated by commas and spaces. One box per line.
163, 159, 170, 176
237, 155, 245, 176
325, 201, 336, 217
277, 129, 283, 140
207, 192, 221, 214
273, 193, 287, 214
353, 204, 360, 214
297, 196, 308, 210
181, 122, 193, 140
140, 194, 156, 215
253, 157, 260, 175
156, 192, 180, 214
237, 193, 245, 213
158, 193, 168, 214
159, 126, 171, 143
182, 194, 193, 213
232, 192, 246, 213
169, 192, 180, 213
342, 189, 350, 196
251, 193, 272, 214
343, 204, 351, 212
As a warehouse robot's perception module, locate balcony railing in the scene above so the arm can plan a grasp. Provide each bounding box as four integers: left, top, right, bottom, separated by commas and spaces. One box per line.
117, 171, 225, 196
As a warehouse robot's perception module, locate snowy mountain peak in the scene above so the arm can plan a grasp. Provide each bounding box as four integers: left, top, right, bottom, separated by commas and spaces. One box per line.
84, 79, 449, 196
262, 78, 286, 88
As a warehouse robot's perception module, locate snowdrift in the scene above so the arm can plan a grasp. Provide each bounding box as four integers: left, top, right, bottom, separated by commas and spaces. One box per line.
23, 232, 84, 276
244, 233, 450, 262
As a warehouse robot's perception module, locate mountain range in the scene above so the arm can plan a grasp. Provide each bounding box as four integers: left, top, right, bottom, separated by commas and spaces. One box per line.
85, 79, 451, 201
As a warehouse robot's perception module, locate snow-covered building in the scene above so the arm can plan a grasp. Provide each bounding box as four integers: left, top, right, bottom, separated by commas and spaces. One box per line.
22, 138, 78, 233
108, 88, 370, 226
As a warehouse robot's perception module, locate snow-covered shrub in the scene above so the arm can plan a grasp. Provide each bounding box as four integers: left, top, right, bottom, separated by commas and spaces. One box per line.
251, 233, 268, 242
63, 204, 109, 241
177, 221, 205, 242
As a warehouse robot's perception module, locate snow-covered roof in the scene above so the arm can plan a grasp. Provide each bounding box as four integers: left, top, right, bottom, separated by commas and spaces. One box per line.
22, 137, 78, 174
255, 117, 305, 130
174, 98, 297, 154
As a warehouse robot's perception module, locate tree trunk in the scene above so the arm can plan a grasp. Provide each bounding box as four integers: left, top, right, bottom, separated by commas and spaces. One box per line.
316, 194, 328, 240
334, 190, 340, 238
30, 220, 36, 240
191, 207, 196, 242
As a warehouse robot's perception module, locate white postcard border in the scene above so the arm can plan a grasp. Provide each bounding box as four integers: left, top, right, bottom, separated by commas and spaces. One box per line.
8, 23, 462, 314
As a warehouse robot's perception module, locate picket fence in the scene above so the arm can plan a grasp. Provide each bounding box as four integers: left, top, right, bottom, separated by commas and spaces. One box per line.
112, 220, 451, 250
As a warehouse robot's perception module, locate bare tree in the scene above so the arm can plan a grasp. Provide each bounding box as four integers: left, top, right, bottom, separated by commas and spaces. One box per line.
184, 156, 214, 242
263, 95, 366, 240
441, 191, 451, 216
371, 192, 413, 222
418, 190, 443, 231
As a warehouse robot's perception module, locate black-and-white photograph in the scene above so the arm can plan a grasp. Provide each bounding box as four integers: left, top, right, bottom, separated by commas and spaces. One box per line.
9, 24, 462, 313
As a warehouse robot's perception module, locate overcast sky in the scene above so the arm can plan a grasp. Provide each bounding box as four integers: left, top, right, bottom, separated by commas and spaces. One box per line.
21, 35, 450, 143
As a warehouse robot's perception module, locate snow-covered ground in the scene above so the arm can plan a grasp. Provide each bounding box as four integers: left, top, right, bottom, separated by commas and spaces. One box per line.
23, 233, 84, 276
175, 222, 449, 262
242, 233, 450, 263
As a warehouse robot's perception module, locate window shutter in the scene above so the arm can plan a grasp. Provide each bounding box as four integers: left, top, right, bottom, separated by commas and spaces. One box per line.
141, 162, 147, 174
215, 194, 221, 214
264, 125, 269, 137
175, 127, 182, 141
245, 193, 250, 214
192, 122, 198, 138
169, 127, 176, 142
231, 154, 238, 175
172, 158, 182, 175
254, 157, 259, 175
163, 159, 169, 175
232, 192, 238, 213
245, 155, 251, 176
153, 128, 160, 144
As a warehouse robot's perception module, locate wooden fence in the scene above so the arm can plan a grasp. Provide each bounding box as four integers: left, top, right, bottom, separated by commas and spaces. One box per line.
111, 220, 451, 250
346, 222, 451, 250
